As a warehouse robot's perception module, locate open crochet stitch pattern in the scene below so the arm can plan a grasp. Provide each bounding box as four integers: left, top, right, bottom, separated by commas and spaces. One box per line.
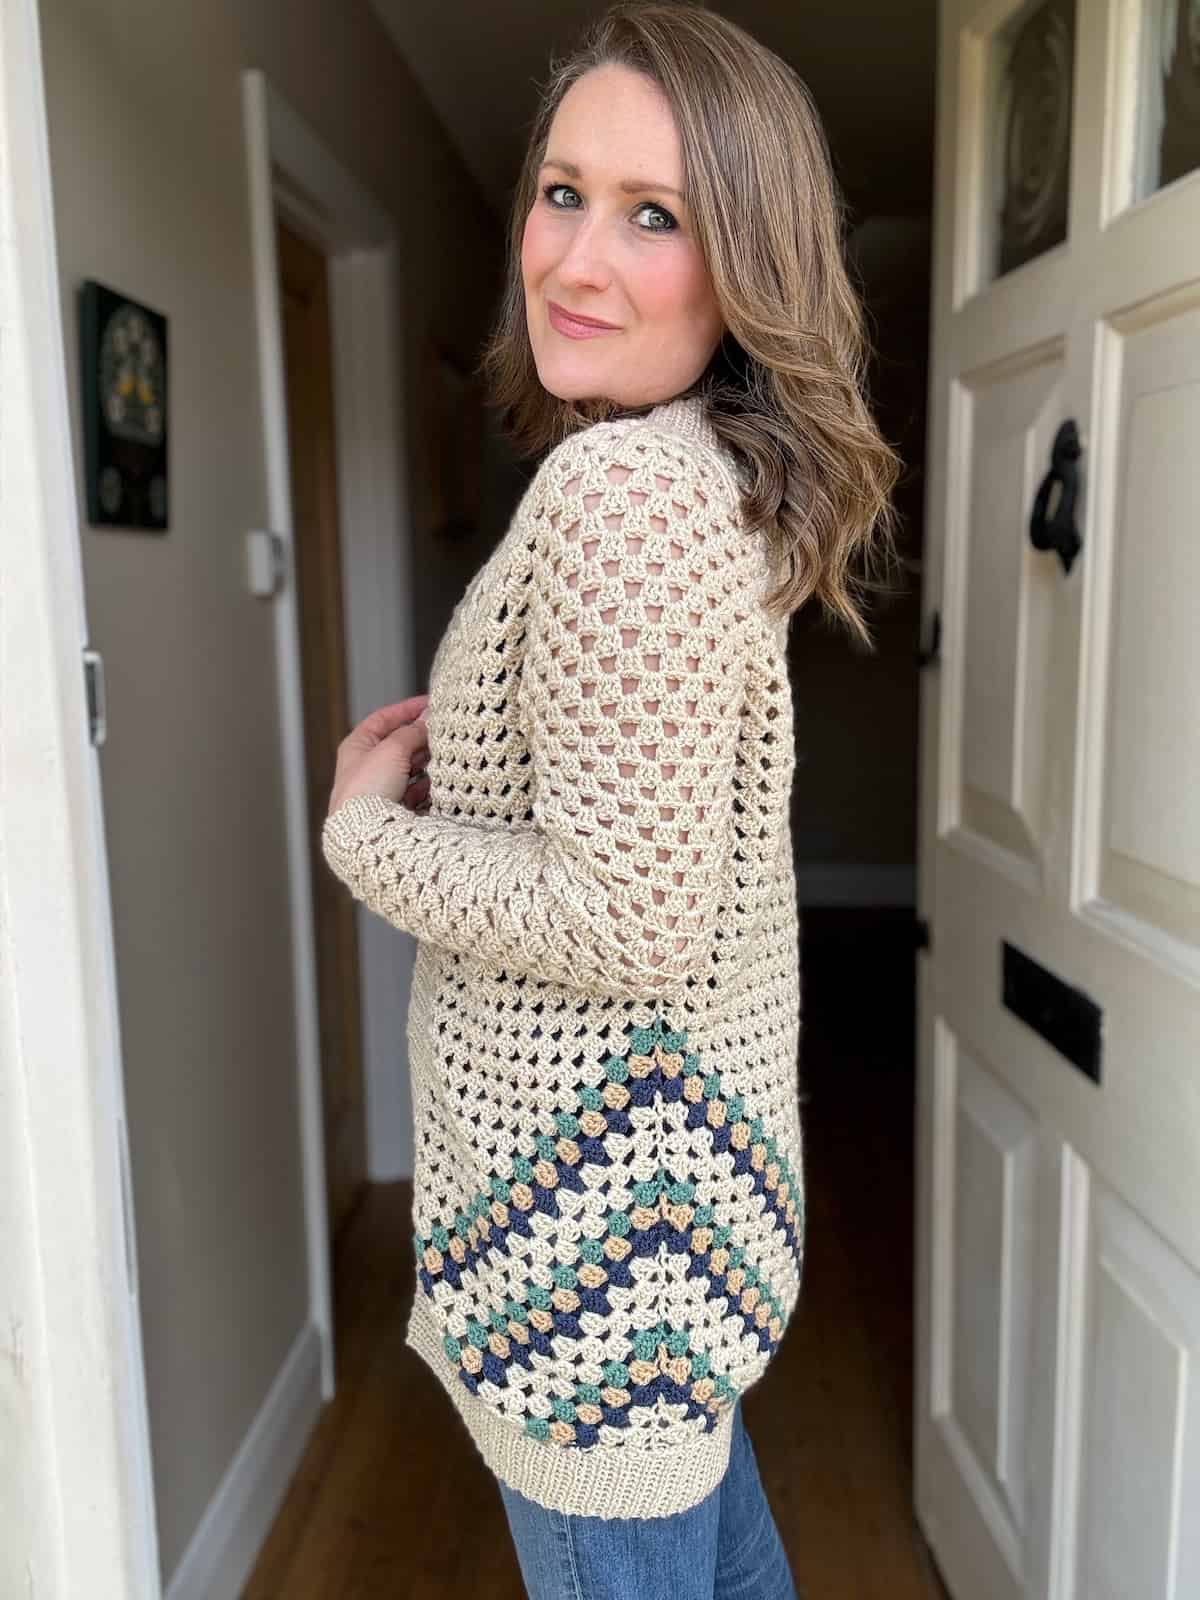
322, 394, 803, 1519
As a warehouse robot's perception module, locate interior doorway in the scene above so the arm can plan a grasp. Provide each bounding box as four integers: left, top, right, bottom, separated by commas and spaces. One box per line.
242, 67, 419, 1422
277, 220, 368, 1246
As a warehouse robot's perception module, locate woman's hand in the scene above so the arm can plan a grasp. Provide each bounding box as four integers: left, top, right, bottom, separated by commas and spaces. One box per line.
326, 694, 431, 818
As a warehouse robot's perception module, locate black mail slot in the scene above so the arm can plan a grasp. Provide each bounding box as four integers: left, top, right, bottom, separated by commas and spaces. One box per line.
1002, 941, 1102, 1084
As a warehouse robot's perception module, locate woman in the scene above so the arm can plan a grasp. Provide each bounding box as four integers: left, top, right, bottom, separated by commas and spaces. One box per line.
322, 3, 899, 1595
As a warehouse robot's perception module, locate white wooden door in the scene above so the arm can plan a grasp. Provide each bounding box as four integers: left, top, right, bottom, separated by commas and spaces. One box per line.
915, 3, 1200, 1597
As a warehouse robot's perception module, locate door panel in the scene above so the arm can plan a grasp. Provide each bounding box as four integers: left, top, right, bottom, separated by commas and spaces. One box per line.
949, 1047, 1036, 1540
925, 1020, 1041, 1597
958, 352, 1063, 880
1075, 1174, 1200, 1597
918, 1, 1200, 1596
1093, 305, 1200, 950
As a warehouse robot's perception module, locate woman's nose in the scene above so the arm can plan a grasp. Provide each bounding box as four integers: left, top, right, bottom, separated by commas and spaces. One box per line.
555, 216, 613, 292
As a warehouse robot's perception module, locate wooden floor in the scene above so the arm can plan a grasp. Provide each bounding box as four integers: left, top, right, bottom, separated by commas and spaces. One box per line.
245, 909, 951, 1598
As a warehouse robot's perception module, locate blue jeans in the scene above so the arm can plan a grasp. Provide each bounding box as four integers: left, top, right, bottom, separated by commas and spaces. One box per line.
498, 1402, 799, 1600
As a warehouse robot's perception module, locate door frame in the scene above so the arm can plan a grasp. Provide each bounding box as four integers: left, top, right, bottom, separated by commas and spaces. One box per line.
0, 0, 159, 1590
241, 70, 417, 1397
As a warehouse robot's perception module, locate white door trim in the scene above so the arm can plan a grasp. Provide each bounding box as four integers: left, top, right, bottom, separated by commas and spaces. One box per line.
0, 0, 159, 1590
241, 70, 417, 1397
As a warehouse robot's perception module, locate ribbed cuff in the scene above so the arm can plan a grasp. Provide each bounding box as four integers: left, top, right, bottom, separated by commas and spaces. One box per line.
321, 791, 412, 879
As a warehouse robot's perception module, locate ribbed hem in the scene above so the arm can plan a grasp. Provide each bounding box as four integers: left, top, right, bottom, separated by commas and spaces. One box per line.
405, 1293, 736, 1521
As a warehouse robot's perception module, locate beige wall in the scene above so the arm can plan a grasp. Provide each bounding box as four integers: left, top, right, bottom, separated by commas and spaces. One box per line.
40, 0, 505, 1580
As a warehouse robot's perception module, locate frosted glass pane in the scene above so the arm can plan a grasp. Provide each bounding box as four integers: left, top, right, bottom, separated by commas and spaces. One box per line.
989, 0, 1076, 279
1133, 0, 1200, 200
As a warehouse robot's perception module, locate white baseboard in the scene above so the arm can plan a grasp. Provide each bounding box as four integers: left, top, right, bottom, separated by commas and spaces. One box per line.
165, 1321, 324, 1600
794, 863, 916, 907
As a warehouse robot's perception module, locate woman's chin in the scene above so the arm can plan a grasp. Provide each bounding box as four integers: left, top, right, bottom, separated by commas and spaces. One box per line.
537, 375, 659, 411
533, 356, 607, 403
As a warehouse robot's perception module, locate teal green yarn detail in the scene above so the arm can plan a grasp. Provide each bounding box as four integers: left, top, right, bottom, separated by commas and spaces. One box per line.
420, 1005, 800, 1444
630, 1328, 661, 1362
624, 1015, 686, 1054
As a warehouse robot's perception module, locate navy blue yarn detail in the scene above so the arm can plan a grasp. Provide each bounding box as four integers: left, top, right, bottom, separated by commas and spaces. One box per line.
421, 1015, 799, 1441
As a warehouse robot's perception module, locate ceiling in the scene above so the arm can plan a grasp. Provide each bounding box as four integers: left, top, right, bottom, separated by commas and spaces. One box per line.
369, 0, 937, 225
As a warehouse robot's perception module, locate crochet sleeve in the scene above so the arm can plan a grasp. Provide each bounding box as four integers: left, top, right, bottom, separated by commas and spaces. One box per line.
320, 434, 751, 1001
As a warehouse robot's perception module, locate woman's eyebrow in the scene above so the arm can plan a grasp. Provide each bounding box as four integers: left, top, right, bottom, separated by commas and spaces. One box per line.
540, 156, 685, 201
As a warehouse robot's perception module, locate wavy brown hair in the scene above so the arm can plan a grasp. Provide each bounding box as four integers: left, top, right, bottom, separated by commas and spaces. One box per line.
480, 0, 902, 641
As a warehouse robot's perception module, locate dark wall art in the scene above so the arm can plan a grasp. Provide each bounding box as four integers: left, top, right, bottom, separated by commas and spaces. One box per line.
80, 280, 168, 531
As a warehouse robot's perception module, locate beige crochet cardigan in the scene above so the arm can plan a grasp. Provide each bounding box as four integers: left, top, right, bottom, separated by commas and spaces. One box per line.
322, 392, 803, 1519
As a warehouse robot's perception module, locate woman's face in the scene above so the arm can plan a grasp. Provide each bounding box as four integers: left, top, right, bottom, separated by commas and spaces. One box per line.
521, 64, 724, 409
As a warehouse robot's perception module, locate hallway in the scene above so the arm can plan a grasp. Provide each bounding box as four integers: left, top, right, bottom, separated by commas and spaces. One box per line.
245, 910, 948, 1598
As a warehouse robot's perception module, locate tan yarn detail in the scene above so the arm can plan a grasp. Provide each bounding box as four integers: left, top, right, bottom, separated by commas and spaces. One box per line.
321, 395, 804, 1520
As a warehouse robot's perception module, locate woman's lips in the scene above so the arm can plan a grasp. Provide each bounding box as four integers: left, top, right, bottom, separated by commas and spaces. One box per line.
547, 300, 621, 339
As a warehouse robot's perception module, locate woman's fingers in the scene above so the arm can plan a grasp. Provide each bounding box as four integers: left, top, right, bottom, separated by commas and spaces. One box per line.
389, 720, 428, 759
352, 695, 430, 747
327, 714, 429, 815
403, 774, 431, 812
364, 697, 429, 734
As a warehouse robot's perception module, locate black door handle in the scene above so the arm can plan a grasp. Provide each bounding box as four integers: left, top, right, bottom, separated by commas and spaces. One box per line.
1029, 420, 1082, 574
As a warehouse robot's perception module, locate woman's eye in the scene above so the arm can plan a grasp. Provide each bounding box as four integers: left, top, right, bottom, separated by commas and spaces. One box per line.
544, 183, 582, 209
635, 202, 677, 232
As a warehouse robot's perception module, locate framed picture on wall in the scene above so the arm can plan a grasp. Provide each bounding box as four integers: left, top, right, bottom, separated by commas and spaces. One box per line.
80, 279, 169, 531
